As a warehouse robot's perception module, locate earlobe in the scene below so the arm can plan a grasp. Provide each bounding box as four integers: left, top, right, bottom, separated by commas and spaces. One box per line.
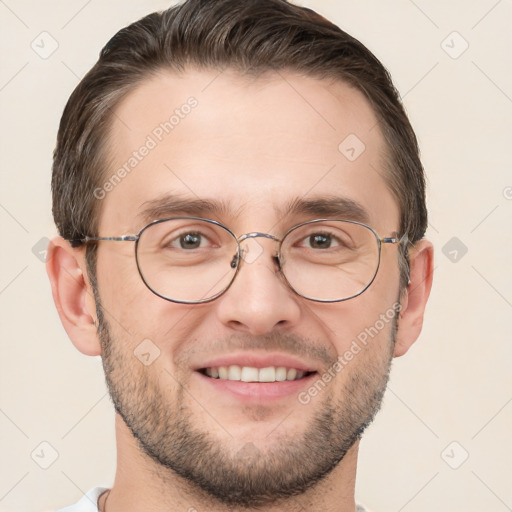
46, 237, 101, 356
394, 239, 434, 357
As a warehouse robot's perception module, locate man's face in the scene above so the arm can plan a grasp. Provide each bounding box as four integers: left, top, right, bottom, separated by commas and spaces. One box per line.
94, 69, 401, 506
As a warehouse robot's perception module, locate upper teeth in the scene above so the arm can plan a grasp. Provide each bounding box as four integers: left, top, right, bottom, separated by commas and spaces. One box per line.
205, 366, 307, 382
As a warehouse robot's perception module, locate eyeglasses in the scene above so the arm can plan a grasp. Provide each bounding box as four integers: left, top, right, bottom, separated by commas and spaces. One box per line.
78, 217, 405, 304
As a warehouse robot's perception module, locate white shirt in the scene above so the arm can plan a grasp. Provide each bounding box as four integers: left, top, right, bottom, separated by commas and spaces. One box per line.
56, 487, 109, 512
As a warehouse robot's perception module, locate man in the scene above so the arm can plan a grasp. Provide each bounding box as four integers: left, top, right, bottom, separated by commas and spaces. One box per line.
47, 0, 433, 510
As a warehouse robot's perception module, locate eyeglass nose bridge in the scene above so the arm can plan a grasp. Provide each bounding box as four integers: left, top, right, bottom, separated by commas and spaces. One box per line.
231, 232, 281, 267
237, 232, 280, 243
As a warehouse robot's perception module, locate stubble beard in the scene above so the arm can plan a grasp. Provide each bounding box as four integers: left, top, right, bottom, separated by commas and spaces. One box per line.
96, 297, 395, 509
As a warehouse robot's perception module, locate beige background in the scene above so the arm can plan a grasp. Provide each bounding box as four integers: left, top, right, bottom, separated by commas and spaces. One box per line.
1, 1, 511, 511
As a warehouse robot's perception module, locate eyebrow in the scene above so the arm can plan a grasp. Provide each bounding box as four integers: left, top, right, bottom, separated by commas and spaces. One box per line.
280, 196, 370, 224
137, 195, 234, 225
137, 193, 371, 227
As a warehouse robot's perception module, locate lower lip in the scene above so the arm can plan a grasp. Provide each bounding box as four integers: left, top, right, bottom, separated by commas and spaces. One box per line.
194, 371, 318, 402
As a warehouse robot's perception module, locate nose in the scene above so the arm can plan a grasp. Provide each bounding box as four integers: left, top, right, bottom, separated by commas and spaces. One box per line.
215, 235, 302, 335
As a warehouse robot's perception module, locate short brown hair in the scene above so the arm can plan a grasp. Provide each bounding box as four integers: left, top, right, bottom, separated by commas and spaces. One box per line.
52, 0, 427, 290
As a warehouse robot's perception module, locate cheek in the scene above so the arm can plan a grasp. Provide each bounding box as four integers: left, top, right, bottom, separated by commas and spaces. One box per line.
306, 259, 400, 362
323, 306, 396, 399
95, 246, 216, 365
97, 245, 139, 294
331, 301, 396, 352
96, 246, 156, 343
336, 303, 396, 357
103, 286, 210, 359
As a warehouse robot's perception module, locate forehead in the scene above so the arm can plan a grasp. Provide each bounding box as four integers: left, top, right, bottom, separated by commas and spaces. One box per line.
100, 68, 399, 234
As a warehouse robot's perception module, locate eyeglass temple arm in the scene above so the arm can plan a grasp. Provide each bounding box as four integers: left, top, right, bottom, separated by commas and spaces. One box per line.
381, 233, 410, 245
76, 235, 139, 243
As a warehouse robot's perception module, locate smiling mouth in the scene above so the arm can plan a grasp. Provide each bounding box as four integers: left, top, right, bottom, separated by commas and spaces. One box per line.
198, 365, 316, 383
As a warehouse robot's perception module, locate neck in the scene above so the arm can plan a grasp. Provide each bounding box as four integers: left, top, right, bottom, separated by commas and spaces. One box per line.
104, 415, 360, 512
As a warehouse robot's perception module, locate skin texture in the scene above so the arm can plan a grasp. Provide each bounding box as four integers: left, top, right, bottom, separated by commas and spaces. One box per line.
47, 69, 434, 512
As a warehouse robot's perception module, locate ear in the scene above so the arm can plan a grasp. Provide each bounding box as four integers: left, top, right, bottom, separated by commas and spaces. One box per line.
394, 239, 434, 357
46, 237, 101, 356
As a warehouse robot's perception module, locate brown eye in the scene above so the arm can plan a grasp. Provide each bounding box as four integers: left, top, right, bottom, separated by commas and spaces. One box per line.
178, 232, 203, 249
308, 233, 332, 249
